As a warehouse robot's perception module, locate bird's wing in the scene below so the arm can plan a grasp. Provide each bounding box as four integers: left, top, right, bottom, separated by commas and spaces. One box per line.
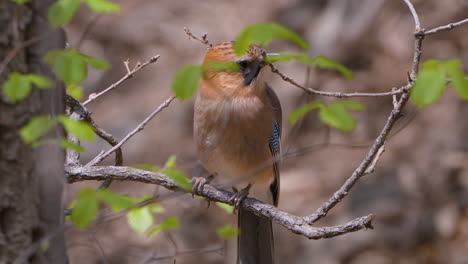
266, 85, 282, 206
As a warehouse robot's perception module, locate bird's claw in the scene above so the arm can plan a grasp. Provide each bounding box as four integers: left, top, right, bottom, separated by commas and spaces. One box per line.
191, 174, 214, 197
230, 184, 251, 211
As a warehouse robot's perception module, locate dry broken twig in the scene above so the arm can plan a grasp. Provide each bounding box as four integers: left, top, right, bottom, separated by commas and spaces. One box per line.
184, 27, 212, 48
82, 55, 160, 106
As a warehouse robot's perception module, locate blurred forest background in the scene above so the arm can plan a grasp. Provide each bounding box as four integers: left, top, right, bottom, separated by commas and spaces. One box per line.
64, 0, 468, 263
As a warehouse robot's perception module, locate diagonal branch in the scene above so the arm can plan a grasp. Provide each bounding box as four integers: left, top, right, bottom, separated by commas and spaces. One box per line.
305, 0, 425, 224
82, 55, 160, 106
87, 96, 176, 166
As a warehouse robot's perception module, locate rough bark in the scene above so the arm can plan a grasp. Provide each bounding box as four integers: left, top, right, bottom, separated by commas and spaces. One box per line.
0, 0, 67, 263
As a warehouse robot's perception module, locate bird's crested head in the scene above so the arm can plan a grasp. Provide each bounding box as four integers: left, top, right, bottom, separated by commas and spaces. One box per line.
202, 42, 267, 88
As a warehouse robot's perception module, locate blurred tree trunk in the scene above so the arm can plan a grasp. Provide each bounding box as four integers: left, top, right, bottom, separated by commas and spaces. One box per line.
0, 0, 68, 263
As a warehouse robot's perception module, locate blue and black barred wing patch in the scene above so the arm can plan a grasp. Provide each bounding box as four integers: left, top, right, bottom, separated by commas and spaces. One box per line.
269, 122, 281, 206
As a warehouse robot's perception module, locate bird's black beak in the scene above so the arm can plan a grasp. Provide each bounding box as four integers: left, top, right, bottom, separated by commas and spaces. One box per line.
243, 60, 265, 86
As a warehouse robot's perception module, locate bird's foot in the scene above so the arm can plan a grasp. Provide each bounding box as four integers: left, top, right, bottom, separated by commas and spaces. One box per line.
191, 173, 215, 197
230, 184, 251, 211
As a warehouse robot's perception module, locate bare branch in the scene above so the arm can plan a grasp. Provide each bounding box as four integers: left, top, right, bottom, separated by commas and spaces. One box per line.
403, 0, 421, 32
425, 17, 468, 35
66, 165, 374, 240
269, 64, 405, 98
304, 0, 426, 225
65, 95, 123, 168
184, 27, 212, 48
82, 55, 161, 106
364, 145, 385, 175
87, 96, 176, 166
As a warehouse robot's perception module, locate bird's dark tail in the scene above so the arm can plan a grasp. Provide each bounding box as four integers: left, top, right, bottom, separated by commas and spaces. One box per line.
237, 207, 274, 264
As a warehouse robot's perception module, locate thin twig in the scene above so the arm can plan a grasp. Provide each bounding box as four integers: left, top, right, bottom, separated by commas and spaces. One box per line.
403, 0, 421, 31
364, 145, 385, 175
66, 95, 123, 165
269, 64, 405, 98
82, 55, 161, 106
87, 96, 176, 166
425, 17, 468, 35
184, 27, 212, 49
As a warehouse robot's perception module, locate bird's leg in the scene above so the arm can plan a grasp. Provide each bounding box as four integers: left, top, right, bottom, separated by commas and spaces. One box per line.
230, 183, 251, 210
191, 173, 215, 196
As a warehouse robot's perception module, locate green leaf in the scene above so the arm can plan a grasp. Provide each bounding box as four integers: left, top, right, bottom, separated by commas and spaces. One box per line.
127, 207, 154, 235
265, 53, 314, 65
70, 188, 98, 229
25, 74, 53, 89
206, 62, 241, 72
410, 70, 447, 108
57, 115, 95, 141
288, 101, 324, 125
79, 53, 111, 69
98, 189, 135, 211
162, 168, 192, 191
216, 224, 240, 239
312, 56, 353, 80
216, 202, 234, 214
2, 73, 53, 103
11, 0, 30, 5
130, 164, 160, 172
148, 204, 165, 213
446, 60, 468, 100
84, 0, 120, 13
318, 102, 363, 132
19, 115, 56, 144
66, 84, 84, 99
48, 0, 80, 28
172, 65, 203, 101
164, 155, 177, 169
148, 216, 179, 237
2, 72, 32, 103
60, 138, 84, 152
44, 49, 87, 85
233, 23, 309, 55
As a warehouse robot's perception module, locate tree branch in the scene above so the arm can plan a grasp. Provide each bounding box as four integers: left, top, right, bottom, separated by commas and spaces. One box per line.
66, 165, 374, 240
269, 63, 406, 98
82, 55, 161, 106
86, 96, 176, 166
304, 0, 425, 224
425, 17, 468, 35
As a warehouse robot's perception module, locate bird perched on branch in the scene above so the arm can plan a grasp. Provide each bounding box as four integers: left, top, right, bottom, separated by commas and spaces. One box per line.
193, 41, 282, 264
